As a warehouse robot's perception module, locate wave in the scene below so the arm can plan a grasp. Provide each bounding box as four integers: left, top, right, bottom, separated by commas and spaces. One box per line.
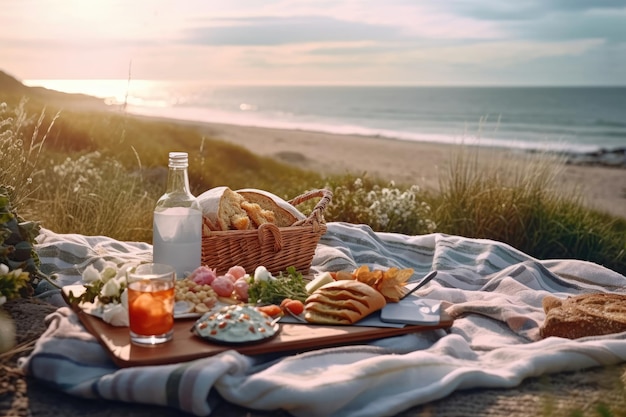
125, 104, 611, 155
594, 119, 626, 128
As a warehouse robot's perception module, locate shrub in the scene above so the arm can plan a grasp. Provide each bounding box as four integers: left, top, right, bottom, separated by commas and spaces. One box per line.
324, 175, 436, 235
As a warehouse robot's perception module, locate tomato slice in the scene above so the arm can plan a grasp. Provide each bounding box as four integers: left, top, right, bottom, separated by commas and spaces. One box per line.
284, 300, 304, 316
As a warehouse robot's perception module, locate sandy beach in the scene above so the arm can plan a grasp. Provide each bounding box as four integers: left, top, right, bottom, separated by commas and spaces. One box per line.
191, 121, 626, 219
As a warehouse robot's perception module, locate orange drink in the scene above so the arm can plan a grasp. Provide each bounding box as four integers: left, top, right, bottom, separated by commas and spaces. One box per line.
126, 263, 175, 345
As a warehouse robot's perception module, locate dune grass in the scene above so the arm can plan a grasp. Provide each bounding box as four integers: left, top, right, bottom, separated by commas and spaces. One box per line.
432, 146, 626, 273
1, 96, 625, 276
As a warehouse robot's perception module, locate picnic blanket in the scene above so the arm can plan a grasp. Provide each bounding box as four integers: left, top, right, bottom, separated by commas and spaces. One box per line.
20, 222, 626, 417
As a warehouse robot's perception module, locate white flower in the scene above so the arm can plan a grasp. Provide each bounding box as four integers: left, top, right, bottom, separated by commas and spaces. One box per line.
116, 262, 139, 281
101, 279, 121, 298
120, 288, 128, 309
254, 266, 272, 282
0, 264, 8, 275
82, 264, 101, 283
102, 303, 129, 327
112, 275, 126, 293
100, 261, 118, 283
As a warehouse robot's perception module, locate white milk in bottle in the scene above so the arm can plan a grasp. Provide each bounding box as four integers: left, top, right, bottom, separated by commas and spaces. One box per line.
153, 152, 202, 278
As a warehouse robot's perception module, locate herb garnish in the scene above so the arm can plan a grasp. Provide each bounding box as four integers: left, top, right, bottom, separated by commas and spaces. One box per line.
247, 266, 308, 305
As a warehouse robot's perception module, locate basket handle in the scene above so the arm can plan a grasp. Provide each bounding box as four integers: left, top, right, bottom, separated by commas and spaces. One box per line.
257, 223, 282, 252
289, 188, 333, 229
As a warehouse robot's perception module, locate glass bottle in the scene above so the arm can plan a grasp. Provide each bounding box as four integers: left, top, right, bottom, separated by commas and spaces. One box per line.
152, 152, 202, 278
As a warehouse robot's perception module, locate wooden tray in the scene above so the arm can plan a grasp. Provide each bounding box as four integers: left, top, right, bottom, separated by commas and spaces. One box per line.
63, 290, 454, 368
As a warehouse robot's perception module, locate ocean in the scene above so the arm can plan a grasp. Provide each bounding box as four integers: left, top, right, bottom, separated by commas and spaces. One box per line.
24, 80, 626, 154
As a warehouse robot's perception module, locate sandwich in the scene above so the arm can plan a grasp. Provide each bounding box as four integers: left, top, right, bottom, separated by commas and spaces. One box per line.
304, 280, 387, 325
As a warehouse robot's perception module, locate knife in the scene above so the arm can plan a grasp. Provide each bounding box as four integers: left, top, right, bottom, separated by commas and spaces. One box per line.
400, 270, 438, 300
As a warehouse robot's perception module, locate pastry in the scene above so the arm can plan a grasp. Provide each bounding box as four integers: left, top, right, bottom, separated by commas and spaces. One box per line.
304, 280, 387, 325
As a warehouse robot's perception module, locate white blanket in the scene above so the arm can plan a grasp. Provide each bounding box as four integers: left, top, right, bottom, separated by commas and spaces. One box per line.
20, 223, 626, 417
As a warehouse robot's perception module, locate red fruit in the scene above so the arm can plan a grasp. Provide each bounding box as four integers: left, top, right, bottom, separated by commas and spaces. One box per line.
227, 265, 247, 280
224, 273, 238, 283
189, 266, 217, 286
210, 276, 234, 297
283, 300, 304, 316
233, 279, 249, 302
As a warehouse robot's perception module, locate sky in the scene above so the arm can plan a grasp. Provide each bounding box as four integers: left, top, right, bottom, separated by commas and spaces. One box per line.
2, 0, 626, 86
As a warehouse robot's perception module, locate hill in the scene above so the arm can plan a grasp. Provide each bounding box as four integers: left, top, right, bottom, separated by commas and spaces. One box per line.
0, 70, 108, 109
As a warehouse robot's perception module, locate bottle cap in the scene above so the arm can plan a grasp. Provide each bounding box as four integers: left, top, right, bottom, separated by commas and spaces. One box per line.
168, 152, 188, 168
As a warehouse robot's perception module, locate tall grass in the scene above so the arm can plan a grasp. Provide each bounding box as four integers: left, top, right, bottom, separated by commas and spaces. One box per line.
0, 98, 624, 275
32, 151, 159, 242
0, 99, 58, 210
432, 146, 626, 272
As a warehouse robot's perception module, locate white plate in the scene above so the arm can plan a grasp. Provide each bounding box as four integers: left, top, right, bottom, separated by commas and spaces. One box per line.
80, 300, 202, 320
63, 285, 203, 322
191, 305, 281, 345
173, 301, 203, 319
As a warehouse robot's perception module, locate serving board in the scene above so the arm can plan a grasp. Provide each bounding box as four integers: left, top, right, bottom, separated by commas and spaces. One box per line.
63, 288, 454, 368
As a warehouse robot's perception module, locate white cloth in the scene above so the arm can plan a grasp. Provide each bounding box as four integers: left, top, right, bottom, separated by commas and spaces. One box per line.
20, 223, 626, 417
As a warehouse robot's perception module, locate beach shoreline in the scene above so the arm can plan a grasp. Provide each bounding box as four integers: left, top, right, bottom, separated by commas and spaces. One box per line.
148, 116, 626, 220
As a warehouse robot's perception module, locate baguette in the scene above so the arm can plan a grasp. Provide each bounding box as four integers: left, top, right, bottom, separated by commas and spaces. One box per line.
304, 280, 386, 325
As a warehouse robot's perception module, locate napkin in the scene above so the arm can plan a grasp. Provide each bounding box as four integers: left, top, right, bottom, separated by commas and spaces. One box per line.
379, 296, 441, 325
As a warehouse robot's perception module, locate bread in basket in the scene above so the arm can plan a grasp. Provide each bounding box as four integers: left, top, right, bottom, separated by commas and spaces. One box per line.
198, 187, 332, 275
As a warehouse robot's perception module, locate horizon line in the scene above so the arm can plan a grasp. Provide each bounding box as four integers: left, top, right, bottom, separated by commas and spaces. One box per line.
23, 79, 626, 89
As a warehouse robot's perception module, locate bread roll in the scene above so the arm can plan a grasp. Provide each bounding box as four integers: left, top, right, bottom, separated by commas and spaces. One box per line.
304, 280, 387, 325
540, 293, 626, 339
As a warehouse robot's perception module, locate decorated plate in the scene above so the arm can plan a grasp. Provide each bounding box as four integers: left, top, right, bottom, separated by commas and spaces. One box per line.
191, 304, 280, 345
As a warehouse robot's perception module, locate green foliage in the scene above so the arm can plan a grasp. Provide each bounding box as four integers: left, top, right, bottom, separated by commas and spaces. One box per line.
247, 266, 309, 305
66, 280, 104, 306
0, 265, 30, 301
430, 147, 626, 274
0, 186, 49, 298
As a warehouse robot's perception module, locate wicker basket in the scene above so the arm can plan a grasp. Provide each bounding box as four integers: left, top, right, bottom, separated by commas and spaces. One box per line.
201, 188, 332, 275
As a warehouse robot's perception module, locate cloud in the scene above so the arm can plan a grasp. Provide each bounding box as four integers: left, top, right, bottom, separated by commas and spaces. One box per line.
443, 0, 626, 21
436, 1, 626, 45
181, 15, 401, 46
512, 10, 626, 43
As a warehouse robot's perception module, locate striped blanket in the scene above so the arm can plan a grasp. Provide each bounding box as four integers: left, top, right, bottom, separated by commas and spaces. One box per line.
20, 222, 626, 417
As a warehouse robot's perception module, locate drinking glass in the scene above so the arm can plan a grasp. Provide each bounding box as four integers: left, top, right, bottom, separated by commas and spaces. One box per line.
126, 263, 176, 345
